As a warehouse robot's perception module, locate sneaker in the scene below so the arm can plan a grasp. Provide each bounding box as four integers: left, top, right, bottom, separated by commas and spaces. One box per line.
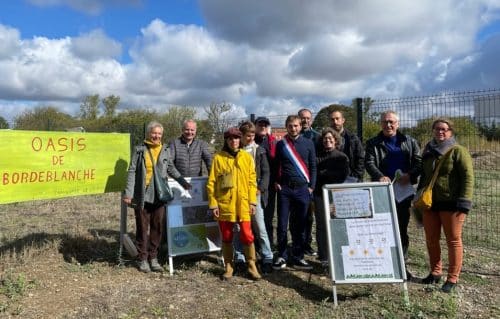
138, 260, 151, 273
261, 262, 273, 274
292, 259, 313, 270
304, 247, 317, 256
272, 257, 287, 270
150, 258, 163, 272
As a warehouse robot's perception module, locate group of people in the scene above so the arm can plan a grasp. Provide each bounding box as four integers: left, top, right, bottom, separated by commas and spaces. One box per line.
123, 109, 474, 294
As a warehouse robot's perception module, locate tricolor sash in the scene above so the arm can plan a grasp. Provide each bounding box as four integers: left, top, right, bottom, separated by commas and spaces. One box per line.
282, 135, 310, 184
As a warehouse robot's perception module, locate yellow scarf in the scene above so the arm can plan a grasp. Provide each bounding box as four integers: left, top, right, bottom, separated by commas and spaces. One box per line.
144, 140, 162, 186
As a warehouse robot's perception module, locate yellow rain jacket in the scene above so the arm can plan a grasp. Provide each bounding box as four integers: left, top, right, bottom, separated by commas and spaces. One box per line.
207, 150, 257, 222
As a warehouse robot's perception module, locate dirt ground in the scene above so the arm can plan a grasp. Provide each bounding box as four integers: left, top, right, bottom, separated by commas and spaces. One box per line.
1, 193, 499, 318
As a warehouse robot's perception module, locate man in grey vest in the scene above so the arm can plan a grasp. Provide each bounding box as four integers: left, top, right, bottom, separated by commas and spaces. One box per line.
170, 119, 212, 177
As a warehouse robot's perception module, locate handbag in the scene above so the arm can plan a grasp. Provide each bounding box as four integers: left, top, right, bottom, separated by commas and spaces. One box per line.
147, 147, 174, 203
413, 147, 455, 211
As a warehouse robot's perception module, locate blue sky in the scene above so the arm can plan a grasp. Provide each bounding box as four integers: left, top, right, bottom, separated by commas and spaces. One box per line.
1, 0, 500, 123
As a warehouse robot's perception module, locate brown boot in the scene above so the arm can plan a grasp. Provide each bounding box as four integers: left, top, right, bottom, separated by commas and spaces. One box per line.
221, 242, 234, 280
244, 243, 261, 281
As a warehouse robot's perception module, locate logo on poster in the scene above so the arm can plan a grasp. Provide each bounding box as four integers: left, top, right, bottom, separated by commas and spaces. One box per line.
173, 230, 189, 247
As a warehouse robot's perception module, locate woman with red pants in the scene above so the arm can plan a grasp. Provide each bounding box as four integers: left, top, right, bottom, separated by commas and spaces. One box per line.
207, 127, 260, 280
417, 118, 474, 293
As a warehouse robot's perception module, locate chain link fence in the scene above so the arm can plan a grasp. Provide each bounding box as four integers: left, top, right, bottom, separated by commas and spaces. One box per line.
364, 89, 500, 250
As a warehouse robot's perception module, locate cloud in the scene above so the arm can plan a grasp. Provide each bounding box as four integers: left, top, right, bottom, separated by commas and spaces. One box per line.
70, 29, 122, 61
2, 1, 500, 123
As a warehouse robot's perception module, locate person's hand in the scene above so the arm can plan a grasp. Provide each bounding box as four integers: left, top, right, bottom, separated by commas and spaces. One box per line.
122, 196, 132, 205
182, 182, 192, 190
379, 176, 391, 183
211, 208, 220, 218
250, 204, 256, 215
274, 182, 281, 191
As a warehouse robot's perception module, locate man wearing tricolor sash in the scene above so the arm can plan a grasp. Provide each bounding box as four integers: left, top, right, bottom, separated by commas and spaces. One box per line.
272, 115, 317, 270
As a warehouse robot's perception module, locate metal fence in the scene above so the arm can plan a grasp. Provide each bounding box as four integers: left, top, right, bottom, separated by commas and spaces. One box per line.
364, 89, 500, 250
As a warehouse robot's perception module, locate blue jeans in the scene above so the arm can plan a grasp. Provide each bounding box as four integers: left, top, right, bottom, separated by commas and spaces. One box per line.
234, 195, 274, 263
276, 185, 311, 261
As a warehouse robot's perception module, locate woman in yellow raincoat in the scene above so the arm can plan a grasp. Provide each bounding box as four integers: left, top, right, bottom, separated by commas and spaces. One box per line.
207, 127, 260, 280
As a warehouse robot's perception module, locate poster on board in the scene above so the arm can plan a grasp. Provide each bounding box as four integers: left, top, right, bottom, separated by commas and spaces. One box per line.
166, 177, 221, 257
323, 182, 406, 284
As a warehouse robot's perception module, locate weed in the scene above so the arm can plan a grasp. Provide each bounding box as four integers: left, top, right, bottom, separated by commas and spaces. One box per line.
150, 305, 166, 316
0, 271, 36, 300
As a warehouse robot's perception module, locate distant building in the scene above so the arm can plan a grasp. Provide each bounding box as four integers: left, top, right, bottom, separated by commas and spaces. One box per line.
474, 96, 500, 126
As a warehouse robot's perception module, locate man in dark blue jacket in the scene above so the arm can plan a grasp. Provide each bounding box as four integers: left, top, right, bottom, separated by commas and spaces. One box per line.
272, 115, 317, 270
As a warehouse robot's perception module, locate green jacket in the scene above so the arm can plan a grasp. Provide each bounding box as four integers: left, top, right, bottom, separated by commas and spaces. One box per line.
418, 142, 474, 213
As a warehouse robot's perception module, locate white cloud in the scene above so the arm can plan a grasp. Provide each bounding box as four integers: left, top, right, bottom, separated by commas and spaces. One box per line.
2, 0, 500, 122
71, 29, 122, 61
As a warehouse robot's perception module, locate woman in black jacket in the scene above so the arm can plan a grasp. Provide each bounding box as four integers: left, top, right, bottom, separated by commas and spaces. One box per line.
314, 128, 350, 265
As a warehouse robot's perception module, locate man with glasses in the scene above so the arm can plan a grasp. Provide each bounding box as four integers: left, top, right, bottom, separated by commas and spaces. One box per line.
329, 110, 365, 182
365, 110, 422, 274
298, 108, 320, 257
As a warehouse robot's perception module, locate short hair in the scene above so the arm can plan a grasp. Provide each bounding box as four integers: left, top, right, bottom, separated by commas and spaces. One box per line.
183, 119, 197, 129
285, 115, 301, 126
298, 108, 313, 117
146, 121, 163, 135
329, 109, 345, 118
321, 127, 341, 147
379, 110, 399, 122
432, 117, 454, 132
239, 121, 255, 135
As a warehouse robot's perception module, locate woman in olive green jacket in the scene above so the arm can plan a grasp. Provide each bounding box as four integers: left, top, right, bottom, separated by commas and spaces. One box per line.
417, 118, 474, 293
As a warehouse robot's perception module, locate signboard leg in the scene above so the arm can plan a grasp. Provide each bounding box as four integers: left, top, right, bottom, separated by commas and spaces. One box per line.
402, 282, 410, 307
169, 256, 174, 276
333, 285, 338, 307
118, 193, 127, 265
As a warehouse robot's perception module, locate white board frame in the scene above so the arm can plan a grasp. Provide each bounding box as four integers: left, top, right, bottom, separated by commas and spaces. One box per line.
322, 182, 409, 306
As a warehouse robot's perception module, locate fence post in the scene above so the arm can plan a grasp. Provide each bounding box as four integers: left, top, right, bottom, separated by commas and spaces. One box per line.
355, 97, 363, 141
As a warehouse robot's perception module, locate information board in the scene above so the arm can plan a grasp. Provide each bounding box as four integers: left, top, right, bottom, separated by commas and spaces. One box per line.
322, 182, 408, 305
166, 177, 221, 258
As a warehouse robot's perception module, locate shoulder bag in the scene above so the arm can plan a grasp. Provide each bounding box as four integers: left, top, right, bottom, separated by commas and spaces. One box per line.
413, 147, 455, 211
147, 147, 174, 203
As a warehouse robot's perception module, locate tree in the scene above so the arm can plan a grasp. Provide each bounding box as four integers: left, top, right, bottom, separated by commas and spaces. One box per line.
14, 106, 76, 131
158, 106, 197, 143
102, 95, 120, 118
80, 94, 100, 120
204, 102, 232, 149
0, 116, 9, 129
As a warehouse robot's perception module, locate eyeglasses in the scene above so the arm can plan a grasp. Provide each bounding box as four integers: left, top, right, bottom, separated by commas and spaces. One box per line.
381, 120, 397, 125
433, 127, 451, 132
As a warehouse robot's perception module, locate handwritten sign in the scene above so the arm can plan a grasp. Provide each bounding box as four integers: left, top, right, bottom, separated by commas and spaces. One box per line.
331, 188, 374, 218
0, 130, 130, 204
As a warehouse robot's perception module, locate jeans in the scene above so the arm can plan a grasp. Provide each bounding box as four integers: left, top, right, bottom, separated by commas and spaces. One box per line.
313, 194, 328, 261
276, 185, 311, 261
396, 196, 413, 258
264, 188, 277, 246
234, 195, 274, 263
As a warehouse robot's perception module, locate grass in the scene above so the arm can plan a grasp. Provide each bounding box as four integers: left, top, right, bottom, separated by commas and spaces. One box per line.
0, 193, 499, 318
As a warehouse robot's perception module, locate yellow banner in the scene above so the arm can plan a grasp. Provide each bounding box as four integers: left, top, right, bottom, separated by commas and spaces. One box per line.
0, 130, 130, 204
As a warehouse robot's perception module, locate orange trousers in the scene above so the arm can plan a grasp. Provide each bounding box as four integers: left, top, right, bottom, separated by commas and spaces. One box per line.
423, 210, 466, 283
219, 221, 254, 245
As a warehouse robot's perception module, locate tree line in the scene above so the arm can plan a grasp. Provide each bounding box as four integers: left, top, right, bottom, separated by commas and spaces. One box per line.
1, 95, 498, 150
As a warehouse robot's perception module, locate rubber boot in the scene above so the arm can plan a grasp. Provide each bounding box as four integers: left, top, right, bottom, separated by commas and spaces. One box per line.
243, 243, 261, 281
221, 242, 234, 280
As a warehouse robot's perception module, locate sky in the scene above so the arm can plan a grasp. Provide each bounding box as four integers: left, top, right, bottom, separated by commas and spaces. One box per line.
1, 0, 500, 124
